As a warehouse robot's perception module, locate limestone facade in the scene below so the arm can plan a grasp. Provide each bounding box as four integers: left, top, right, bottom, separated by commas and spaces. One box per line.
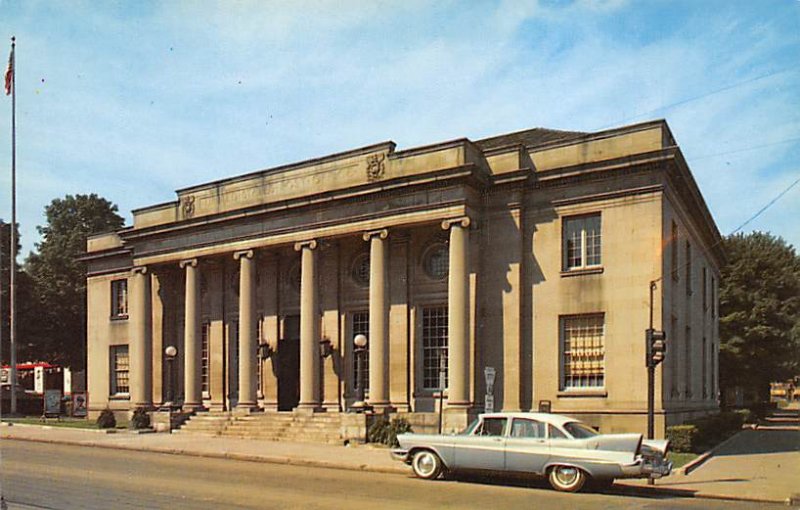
84, 119, 723, 436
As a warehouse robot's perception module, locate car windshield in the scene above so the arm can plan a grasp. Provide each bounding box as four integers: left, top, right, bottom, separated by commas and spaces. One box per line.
460, 419, 480, 435
564, 422, 599, 438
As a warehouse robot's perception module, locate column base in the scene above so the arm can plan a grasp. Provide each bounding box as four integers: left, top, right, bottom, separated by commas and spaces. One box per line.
234, 403, 262, 415
367, 401, 395, 414
442, 405, 474, 434
182, 403, 207, 413
294, 403, 324, 414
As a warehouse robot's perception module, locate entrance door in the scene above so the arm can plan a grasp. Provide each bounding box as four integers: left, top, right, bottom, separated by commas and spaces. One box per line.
227, 320, 239, 410
278, 315, 300, 411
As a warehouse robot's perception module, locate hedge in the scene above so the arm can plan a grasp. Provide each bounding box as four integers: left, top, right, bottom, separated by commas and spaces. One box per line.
666, 411, 746, 453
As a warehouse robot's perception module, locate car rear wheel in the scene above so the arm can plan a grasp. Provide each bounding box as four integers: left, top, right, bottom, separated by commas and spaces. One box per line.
411, 450, 443, 480
548, 465, 587, 492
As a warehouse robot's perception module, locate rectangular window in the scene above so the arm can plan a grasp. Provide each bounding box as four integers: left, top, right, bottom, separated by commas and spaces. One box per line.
685, 326, 692, 398
671, 222, 679, 281
110, 345, 130, 395
201, 322, 210, 396
562, 214, 602, 270
670, 315, 678, 398
702, 336, 708, 399
685, 241, 692, 295
702, 267, 708, 311
560, 314, 605, 390
352, 311, 370, 391
110, 279, 128, 319
422, 306, 448, 390
711, 277, 717, 318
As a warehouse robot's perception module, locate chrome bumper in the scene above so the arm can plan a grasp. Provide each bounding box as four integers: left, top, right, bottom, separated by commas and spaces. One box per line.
621, 457, 673, 479
391, 449, 410, 463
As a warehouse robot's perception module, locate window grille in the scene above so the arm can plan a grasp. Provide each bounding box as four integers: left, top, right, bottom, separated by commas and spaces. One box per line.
562, 214, 602, 270
352, 311, 370, 391
423, 244, 449, 280
110, 345, 129, 395
422, 306, 448, 390
201, 322, 210, 395
561, 314, 604, 389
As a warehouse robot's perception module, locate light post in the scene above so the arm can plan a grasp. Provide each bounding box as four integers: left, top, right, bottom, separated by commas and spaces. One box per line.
163, 345, 177, 410
438, 353, 446, 434
352, 334, 370, 411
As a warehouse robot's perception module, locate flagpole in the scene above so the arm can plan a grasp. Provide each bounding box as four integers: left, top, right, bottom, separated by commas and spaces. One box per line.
8, 36, 16, 416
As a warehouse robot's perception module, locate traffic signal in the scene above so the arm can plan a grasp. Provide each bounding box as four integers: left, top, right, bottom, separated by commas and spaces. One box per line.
646, 328, 667, 367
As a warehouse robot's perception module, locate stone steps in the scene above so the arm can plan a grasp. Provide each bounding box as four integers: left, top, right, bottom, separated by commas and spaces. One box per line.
175, 411, 367, 444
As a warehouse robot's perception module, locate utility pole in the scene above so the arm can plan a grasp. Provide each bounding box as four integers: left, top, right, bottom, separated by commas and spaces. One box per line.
646, 280, 667, 484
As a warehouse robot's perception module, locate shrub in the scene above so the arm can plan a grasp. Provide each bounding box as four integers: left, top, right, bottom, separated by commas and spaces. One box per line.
129, 407, 151, 430
666, 425, 698, 453
96, 409, 116, 429
368, 417, 413, 447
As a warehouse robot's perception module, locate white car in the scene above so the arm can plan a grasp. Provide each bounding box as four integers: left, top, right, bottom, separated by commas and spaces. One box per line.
391, 412, 672, 492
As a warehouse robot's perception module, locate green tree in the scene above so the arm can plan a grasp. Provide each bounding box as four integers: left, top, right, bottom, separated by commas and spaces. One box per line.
719, 232, 800, 403
24, 194, 124, 369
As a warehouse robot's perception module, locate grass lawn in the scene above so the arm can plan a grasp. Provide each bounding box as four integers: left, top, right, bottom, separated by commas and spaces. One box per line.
668, 452, 699, 468
2, 416, 129, 430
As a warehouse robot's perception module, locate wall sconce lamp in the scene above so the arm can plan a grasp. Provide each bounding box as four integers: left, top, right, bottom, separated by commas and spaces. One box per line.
319, 338, 334, 359
258, 343, 274, 360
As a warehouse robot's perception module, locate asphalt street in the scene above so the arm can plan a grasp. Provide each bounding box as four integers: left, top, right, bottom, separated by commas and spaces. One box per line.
0, 440, 786, 509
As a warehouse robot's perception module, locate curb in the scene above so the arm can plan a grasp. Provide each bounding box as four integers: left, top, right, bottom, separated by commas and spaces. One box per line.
614, 483, 787, 505
0, 433, 408, 476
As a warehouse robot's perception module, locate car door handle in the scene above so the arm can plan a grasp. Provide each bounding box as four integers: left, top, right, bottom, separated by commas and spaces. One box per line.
492, 437, 503, 442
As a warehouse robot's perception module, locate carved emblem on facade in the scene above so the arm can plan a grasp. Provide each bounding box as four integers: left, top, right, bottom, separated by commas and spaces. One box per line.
181, 195, 195, 219
366, 154, 386, 182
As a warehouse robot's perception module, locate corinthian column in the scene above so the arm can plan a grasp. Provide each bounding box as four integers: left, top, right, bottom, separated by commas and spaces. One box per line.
363, 229, 390, 408
181, 259, 203, 411
235, 250, 258, 411
295, 240, 320, 411
443, 217, 471, 407
130, 266, 152, 408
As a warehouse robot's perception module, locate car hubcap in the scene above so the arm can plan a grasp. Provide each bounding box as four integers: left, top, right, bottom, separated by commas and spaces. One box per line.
416, 454, 435, 476
555, 467, 578, 486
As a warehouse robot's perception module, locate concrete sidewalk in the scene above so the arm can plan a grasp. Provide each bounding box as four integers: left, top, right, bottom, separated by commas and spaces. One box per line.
619, 428, 800, 505
2, 422, 797, 505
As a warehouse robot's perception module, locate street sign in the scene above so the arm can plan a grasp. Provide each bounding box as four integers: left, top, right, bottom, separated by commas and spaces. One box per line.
34, 366, 44, 393
44, 389, 61, 416
484, 366, 496, 395
72, 392, 88, 417
485, 394, 494, 413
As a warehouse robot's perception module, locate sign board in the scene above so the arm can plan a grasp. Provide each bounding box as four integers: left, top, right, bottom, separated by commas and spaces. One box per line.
484, 394, 495, 413
0, 367, 8, 385
44, 389, 62, 416
34, 366, 44, 393
63, 368, 72, 396
72, 392, 88, 417
484, 366, 496, 394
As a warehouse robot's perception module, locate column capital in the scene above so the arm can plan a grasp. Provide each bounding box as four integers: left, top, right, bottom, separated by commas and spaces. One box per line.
132, 266, 148, 275
294, 239, 318, 252
362, 229, 388, 242
179, 258, 198, 269
441, 216, 471, 231
234, 249, 254, 260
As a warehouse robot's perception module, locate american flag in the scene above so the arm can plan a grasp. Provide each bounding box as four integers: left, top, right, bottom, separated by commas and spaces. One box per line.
4, 48, 12, 96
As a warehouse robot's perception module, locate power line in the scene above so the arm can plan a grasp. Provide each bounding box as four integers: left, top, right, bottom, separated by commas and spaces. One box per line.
686, 136, 800, 163
594, 67, 796, 131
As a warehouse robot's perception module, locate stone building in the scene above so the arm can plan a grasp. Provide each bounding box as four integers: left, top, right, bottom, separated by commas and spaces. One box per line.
84, 119, 723, 437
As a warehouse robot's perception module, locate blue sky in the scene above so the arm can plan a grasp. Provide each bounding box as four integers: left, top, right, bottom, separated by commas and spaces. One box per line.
0, 0, 798, 257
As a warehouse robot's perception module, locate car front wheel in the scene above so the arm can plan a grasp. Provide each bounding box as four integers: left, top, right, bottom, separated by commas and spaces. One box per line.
411, 450, 443, 480
548, 465, 587, 492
